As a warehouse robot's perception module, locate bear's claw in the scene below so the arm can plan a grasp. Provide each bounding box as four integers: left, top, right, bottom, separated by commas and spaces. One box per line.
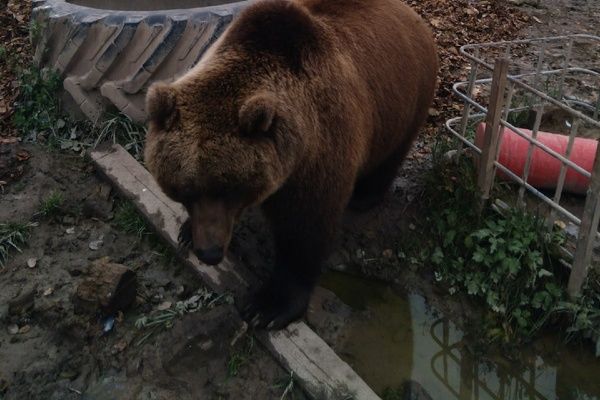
241, 281, 311, 330
178, 218, 192, 250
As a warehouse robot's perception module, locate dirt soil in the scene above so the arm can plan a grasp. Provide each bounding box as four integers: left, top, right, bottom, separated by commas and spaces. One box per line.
1, 0, 599, 399
0, 145, 307, 400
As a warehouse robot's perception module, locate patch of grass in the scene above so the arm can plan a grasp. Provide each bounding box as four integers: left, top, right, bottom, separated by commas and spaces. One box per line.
38, 190, 64, 218
0, 46, 6, 62
113, 200, 177, 264
12, 66, 63, 137
135, 288, 232, 346
11, 64, 146, 160
555, 271, 600, 356
0, 222, 34, 268
94, 113, 146, 160
227, 335, 254, 377
29, 20, 43, 45
114, 201, 150, 238
273, 372, 296, 400
412, 136, 600, 350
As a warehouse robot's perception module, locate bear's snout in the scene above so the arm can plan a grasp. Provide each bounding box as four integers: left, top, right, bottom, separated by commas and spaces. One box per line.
194, 246, 225, 266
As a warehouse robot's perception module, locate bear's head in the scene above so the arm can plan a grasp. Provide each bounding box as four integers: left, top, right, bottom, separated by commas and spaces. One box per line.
144, 68, 303, 265
144, 0, 326, 265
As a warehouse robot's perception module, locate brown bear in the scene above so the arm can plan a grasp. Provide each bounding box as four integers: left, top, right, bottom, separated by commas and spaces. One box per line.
144, 0, 438, 329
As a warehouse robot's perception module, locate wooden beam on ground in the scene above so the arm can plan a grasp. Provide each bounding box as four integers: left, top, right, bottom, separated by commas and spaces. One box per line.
90, 144, 380, 400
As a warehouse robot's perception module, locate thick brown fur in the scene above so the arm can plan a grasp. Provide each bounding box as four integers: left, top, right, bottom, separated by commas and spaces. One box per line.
144, 0, 438, 329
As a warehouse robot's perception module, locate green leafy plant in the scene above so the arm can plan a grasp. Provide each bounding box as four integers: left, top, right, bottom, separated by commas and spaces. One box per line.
416, 137, 585, 346
555, 271, 600, 357
12, 66, 63, 137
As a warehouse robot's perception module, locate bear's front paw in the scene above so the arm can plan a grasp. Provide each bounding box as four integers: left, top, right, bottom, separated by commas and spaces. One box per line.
178, 218, 192, 250
241, 281, 311, 330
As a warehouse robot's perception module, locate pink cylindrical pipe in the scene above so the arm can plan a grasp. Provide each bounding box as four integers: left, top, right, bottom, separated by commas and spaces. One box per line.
475, 123, 597, 194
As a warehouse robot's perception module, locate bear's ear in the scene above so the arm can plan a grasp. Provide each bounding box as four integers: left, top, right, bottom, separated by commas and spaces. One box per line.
146, 82, 178, 131
239, 94, 277, 137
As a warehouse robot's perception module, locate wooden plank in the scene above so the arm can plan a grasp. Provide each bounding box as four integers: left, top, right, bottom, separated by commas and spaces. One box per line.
569, 139, 600, 297
90, 144, 380, 400
477, 58, 510, 210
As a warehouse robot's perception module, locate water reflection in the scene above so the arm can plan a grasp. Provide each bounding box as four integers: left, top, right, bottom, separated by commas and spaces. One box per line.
319, 271, 600, 400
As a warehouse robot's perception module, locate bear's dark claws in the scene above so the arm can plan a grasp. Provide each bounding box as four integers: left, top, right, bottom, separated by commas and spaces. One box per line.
178, 218, 192, 250
241, 281, 311, 330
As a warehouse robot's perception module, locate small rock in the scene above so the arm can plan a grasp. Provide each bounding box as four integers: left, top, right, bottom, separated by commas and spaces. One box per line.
73, 258, 137, 316
157, 301, 172, 311
62, 216, 75, 225
18, 325, 31, 334
43, 287, 54, 296
7, 324, 19, 335
66, 227, 75, 235
409, 223, 416, 231
199, 340, 214, 351
27, 258, 37, 268
89, 236, 104, 251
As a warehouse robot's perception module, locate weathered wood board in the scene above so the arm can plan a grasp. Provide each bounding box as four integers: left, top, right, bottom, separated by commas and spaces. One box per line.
90, 144, 380, 400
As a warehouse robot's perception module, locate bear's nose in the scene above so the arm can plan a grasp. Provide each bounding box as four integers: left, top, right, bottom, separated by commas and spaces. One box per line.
195, 246, 224, 265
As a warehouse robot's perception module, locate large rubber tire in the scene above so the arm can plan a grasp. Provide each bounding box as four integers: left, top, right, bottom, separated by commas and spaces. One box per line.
31, 0, 249, 122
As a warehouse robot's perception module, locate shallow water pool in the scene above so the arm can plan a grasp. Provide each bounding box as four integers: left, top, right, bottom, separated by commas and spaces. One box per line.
319, 271, 600, 400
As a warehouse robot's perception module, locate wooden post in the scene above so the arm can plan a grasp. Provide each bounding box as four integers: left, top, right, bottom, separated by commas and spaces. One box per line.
568, 140, 600, 297
477, 58, 510, 211
90, 144, 380, 400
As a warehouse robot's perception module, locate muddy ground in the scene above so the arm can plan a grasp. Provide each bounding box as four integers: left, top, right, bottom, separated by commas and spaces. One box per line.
1, 1, 600, 399
0, 146, 308, 400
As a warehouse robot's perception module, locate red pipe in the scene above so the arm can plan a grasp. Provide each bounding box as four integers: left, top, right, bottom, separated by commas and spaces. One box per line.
475, 123, 597, 195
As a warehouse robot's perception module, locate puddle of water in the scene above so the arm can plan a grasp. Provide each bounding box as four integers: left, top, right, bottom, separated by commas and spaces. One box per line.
319, 271, 600, 400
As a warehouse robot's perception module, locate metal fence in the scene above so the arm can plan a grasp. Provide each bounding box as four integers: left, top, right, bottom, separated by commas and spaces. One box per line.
445, 34, 600, 296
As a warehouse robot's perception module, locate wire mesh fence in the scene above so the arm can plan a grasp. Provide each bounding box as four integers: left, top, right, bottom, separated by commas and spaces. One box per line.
445, 34, 600, 296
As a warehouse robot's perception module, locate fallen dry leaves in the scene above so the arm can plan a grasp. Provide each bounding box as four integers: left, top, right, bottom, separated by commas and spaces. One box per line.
408, 0, 528, 134
0, 0, 32, 137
